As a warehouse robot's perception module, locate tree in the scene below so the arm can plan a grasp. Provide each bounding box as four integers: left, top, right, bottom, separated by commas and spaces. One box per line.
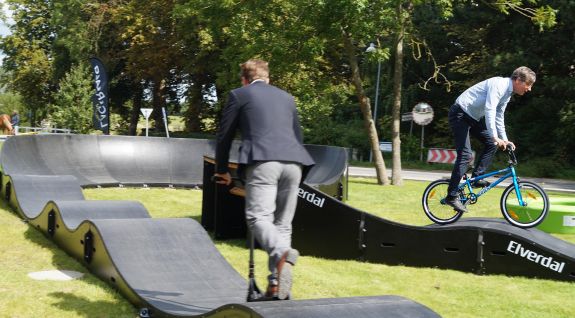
384, 0, 556, 185
401, 0, 561, 171
49, 63, 95, 133
0, 0, 56, 125
0, 91, 24, 118
313, 0, 396, 185
114, 0, 185, 133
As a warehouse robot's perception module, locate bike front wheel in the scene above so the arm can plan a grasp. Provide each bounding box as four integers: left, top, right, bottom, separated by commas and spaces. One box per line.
500, 181, 549, 228
422, 180, 463, 225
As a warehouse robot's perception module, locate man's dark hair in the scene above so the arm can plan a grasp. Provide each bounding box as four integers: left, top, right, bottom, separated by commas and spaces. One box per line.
240, 59, 270, 83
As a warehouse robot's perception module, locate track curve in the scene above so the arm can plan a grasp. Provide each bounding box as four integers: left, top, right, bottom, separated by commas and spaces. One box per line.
0, 135, 439, 318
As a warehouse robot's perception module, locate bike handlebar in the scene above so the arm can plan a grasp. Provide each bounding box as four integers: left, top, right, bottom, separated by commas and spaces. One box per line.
507, 147, 517, 166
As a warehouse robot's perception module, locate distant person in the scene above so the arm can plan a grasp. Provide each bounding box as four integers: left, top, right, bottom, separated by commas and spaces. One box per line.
214, 59, 315, 300
11, 110, 20, 134
445, 66, 536, 213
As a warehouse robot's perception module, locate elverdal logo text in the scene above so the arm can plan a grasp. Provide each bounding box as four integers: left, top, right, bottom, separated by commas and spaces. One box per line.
507, 241, 565, 273
298, 188, 325, 208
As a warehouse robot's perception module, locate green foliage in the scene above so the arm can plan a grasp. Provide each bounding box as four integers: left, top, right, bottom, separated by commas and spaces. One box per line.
0, 92, 23, 118
48, 63, 95, 133
1, 1, 58, 124
519, 157, 565, 179
109, 113, 131, 135
556, 102, 575, 165
1, 0, 572, 176
399, 134, 422, 161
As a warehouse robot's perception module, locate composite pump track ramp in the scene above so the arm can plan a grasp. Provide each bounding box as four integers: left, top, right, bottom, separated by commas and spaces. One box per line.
0, 135, 439, 318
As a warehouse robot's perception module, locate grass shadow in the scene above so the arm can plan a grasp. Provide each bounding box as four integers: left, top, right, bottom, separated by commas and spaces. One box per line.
49, 292, 135, 318
214, 237, 249, 249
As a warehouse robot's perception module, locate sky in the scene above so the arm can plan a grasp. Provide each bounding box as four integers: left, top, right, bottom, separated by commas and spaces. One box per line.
1, 1, 12, 36
0, 2, 13, 65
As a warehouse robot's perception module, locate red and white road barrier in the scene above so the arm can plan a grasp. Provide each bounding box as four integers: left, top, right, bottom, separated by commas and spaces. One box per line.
427, 148, 475, 164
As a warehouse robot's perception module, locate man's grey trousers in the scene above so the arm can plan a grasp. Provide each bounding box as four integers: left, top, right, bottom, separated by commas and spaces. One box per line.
245, 161, 302, 280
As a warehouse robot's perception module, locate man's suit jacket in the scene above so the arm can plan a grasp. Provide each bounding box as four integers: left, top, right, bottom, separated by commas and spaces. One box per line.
216, 81, 315, 175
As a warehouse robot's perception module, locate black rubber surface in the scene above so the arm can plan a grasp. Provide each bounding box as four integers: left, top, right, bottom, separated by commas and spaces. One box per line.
0, 134, 344, 188
92, 218, 247, 316
245, 295, 439, 318
303, 144, 348, 186
8, 174, 85, 218
291, 183, 575, 282
53, 200, 151, 229
0, 135, 439, 318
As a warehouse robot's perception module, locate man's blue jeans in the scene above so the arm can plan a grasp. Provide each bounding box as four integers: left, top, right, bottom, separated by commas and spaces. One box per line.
447, 104, 497, 197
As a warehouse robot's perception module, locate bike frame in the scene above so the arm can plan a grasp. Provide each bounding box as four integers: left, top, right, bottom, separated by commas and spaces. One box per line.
459, 164, 526, 207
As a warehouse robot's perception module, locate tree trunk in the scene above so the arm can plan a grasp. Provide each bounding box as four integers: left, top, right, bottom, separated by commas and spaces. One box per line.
129, 80, 143, 136
391, 1, 404, 186
342, 28, 389, 185
152, 78, 167, 133
185, 75, 204, 133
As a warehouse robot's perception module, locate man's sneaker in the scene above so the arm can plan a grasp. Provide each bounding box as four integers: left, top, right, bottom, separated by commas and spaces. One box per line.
277, 248, 299, 300
445, 195, 467, 213
472, 179, 491, 188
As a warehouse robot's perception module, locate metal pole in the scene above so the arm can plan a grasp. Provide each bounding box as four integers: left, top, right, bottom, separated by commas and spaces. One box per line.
420, 125, 424, 161
369, 61, 382, 163
145, 119, 149, 137
373, 61, 382, 126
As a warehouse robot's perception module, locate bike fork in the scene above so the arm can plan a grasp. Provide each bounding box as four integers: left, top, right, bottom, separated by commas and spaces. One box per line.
511, 167, 526, 206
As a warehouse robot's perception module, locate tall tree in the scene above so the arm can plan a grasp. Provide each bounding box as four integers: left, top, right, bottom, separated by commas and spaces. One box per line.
0, 0, 56, 125
307, 0, 395, 185
48, 63, 95, 133
390, 0, 406, 185
113, 0, 185, 133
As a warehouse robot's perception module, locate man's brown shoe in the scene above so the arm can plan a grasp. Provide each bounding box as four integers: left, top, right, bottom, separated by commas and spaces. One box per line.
265, 283, 278, 299
277, 249, 299, 300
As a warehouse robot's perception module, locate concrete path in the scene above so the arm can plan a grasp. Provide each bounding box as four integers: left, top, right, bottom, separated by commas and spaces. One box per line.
348, 166, 575, 193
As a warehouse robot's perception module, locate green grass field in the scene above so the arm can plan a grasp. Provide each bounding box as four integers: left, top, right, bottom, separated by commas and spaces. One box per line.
0, 178, 574, 317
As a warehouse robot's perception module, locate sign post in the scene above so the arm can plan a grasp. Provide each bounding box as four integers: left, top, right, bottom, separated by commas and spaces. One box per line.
412, 102, 434, 161
402, 112, 414, 136
140, 108, 153, 137
162, 107, 170, 138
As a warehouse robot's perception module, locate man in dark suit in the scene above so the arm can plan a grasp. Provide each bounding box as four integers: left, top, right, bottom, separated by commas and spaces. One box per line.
215, 59, 315, 300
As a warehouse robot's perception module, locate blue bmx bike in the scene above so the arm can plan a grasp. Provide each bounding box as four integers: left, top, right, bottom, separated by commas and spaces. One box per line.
422, 148, 550, 228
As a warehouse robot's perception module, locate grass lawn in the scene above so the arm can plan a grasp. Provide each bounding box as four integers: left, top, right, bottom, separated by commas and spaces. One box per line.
1, 178, 574, 317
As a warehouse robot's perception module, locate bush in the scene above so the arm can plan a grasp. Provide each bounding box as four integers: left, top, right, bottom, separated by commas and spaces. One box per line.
520, 157, 565, 179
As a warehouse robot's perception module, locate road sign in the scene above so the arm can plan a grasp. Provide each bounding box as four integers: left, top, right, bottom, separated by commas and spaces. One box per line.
412, 102, 433, 126
140, 108, 153, 137
412, 102, 434, 161
401, 112, 413, 122
379, 141, 392, 152
140, 108, 153, 119
427, 148, 475, 164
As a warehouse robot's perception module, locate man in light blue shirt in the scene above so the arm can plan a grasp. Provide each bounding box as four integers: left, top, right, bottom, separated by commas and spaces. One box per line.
445, 66, 536, 213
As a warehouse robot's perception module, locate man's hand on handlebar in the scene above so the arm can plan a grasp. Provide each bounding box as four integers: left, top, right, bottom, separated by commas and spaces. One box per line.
494, 137, 515, 151
505, 141, 516, 151
213, 172, 232, 186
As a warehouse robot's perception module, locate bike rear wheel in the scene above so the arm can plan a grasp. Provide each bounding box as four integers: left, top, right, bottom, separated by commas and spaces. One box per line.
422, 180, 463, 224
500, 181, 549, 228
